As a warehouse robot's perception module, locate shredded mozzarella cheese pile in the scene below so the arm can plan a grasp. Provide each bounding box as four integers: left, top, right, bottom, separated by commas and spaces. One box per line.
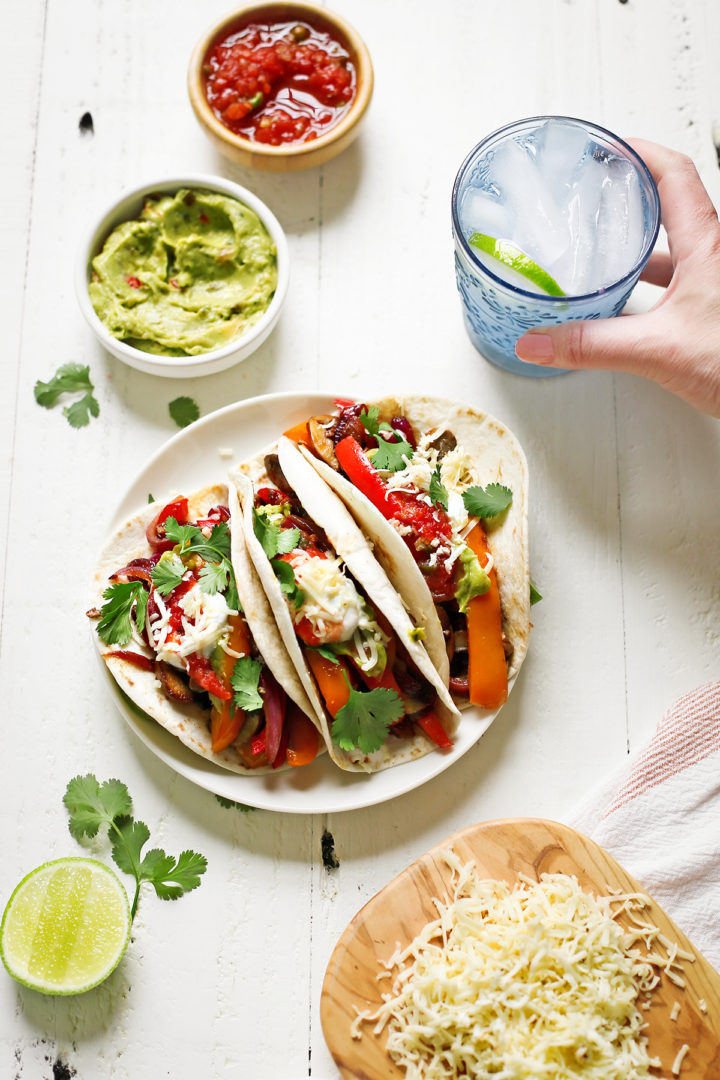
353, 854, 689, 1080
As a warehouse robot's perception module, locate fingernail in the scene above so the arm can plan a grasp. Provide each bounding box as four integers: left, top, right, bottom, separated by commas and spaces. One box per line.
515, 333, 554, 364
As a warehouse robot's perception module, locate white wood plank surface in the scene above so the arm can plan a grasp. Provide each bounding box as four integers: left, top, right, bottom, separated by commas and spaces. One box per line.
2, 0, 719, 1077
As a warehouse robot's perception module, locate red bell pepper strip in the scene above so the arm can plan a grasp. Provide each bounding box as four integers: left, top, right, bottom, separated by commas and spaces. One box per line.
187, 654, 232, 701
250, 729, 266, 758
335, 437, 397, 517
146, 497, 190, 553
415, 709, 453, 748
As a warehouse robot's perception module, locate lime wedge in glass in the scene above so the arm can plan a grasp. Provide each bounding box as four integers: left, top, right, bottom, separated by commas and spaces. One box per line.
0, 857, 131, 995
469, 233, 566, 296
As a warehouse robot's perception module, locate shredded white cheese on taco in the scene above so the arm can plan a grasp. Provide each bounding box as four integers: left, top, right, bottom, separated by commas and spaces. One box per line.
289, 552, 366, 641
152, 582, 236, 667
353, 854, 688, 1080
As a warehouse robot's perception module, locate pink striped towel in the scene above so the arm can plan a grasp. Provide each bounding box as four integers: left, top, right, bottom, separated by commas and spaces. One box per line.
568, 681, 720, 972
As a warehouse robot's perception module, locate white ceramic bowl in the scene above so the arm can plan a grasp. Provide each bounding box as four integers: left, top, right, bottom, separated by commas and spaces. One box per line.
75, 174, 289, 378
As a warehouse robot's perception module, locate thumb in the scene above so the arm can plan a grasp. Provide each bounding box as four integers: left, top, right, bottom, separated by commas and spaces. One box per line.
515, 315, 660, 375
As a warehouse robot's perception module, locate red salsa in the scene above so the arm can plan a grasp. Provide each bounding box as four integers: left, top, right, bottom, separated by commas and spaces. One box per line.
203, 19, 356, 146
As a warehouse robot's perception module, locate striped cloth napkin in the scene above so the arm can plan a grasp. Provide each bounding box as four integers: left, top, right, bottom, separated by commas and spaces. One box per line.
568, 681, 720, 972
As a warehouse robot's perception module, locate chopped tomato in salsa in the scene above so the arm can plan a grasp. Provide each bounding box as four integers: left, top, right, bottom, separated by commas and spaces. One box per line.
203, 19, 356, 145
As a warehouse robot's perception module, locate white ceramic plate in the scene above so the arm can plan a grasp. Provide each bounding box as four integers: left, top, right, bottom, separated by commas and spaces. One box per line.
99, 391, 514, 813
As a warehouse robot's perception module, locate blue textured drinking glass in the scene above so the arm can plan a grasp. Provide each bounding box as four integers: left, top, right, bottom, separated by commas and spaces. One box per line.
451, 116, 661, 377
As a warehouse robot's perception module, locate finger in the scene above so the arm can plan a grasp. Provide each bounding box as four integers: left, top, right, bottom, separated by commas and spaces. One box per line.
626, 138, 719, 264
515, 316, 663, 376
639, 250, 674, 287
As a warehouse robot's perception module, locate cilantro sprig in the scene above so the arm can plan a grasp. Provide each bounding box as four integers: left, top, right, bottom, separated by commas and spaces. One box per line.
97, 581, 149, 646
462, 484, 513, 519
34, 363, 100, 428
332, 684, 404, 755
64, 774, 207, 919
162, 517, 239, 610
253, 509, 300, 559
252, 509, 304, 608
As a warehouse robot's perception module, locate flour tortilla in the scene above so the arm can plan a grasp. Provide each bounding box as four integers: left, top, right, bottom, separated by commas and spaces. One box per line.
230, 439, 460, 774
91, 483, 320, 775
298, 396, 530, 704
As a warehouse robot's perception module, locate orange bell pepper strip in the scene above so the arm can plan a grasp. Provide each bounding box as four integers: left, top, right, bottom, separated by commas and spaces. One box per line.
210, 699, 244, 753
464, 522, 507, 709
209, 614, 253, 753
305, 650, 351, 717
286, 704, 319, 767
282, 420, 312, 449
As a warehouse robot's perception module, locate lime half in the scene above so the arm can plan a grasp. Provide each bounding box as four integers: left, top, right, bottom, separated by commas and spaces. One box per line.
0, 857, 131, 995
469, 233, 566, 296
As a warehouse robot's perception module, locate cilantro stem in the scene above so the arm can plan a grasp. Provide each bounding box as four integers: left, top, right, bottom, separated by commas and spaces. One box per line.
109, 817, 142, 920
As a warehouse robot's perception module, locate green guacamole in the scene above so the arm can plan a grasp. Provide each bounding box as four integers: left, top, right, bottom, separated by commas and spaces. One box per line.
88, 188, 278, 356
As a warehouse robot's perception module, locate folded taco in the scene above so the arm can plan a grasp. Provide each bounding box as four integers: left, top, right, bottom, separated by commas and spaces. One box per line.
89, 484, 322, 774
282, 396, 530, 711
230, 438, 460, 773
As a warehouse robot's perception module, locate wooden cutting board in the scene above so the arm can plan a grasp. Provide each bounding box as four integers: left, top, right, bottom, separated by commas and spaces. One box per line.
321, 819, 720, 1080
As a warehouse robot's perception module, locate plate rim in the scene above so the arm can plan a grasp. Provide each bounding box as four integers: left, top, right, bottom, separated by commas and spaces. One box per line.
97, 391, 520, 814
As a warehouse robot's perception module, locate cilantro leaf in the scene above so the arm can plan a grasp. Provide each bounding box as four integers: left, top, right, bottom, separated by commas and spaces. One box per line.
64, 391, 100, 428
371, 435, 414, 472
139, 849, 207, 900
253, 509, 300, 559
276, 526, 301, 555
462, 483, 513, 519
231, 656, 263, 712
429, 465, 449, 511
111, 816, 151, 879
97, 581, 149, 646
198, 559, 228, 596
311, 644, 341, 664
359, 405, 380, 437
151, 554, 185, 596
530, 579, 543, 605
271, 557, 304, 608
34, 363, 93, 407
215, 795, 253, 811
34, 363, 99, 428
332, 686, 404, 755
169, 396, 200, 429
147, 493, 155, 504
163, 517, 198, 550
64, 775, 132, 839
165, 518, 232, 562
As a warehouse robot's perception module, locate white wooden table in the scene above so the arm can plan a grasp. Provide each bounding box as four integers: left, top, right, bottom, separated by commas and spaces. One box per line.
3, 1, 720, 1076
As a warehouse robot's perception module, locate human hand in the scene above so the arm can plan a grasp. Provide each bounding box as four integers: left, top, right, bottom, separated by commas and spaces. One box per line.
514, 139, 720, 417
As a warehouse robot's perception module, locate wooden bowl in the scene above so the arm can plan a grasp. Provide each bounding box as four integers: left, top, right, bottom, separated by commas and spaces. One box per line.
187, 2, 374, 172
321, 819, 720, 1080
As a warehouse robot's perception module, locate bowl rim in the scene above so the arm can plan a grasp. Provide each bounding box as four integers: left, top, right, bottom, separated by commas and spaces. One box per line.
187, 0, 374, 163
75, 173, 290, 372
